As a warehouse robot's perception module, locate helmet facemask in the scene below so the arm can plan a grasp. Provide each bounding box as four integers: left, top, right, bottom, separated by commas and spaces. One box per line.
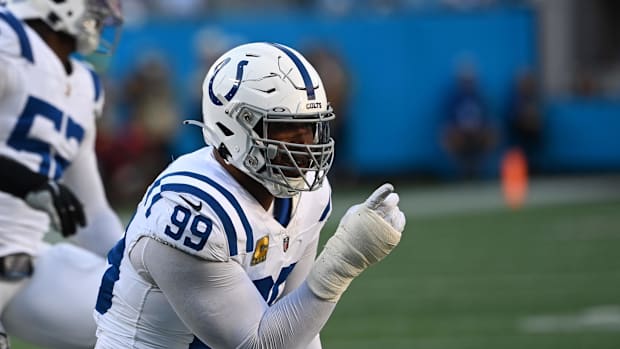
6, 0, 123, 55
74, 0, 122, 54
226, 102, 335, 198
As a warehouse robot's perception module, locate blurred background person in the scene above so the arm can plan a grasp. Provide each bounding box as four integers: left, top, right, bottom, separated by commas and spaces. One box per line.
441, 64, 498, 179
506, 68, 544, 173
97, 53, 179, 206
172, 27, 245, 157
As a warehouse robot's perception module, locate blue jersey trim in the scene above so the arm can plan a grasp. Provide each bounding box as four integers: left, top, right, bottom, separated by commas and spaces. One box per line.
148, 183, 239, 256
0, 11, 34, 63
319, 198, 331, 222
144, 171, 254, 253
96, 212, 136, 315
273, 197, 292, 227
88, 68, 102, 101
269, 43, 316, 100
267, 263, 296, 304
95, 237, 126, 314
252, 263, 297, 306
145, 192, 163, 216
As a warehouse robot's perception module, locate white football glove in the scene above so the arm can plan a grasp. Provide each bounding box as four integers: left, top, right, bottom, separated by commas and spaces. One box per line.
307, 183, 406, 302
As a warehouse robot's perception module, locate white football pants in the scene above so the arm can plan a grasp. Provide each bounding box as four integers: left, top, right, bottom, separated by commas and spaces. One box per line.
2, 243, 107, 349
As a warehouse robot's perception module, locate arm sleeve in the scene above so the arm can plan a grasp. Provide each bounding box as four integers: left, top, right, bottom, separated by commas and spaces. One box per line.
133, 236, 337, 349
279, 228, 322, 349
62, 124, 123, 257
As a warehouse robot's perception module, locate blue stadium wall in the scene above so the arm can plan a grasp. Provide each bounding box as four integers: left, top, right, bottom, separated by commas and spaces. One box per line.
105, 7, 620, 177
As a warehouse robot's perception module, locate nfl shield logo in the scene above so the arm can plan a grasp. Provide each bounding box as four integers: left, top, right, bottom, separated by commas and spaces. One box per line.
283, 235, 290, 252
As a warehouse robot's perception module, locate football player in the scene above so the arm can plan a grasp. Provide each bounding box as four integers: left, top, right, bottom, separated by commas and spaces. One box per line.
0, 0, 123, 348
94, 42, 406, 349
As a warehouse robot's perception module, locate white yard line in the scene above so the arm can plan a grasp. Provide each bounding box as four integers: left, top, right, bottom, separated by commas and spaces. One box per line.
331, 175, 620, 220
519, 305, 620, 333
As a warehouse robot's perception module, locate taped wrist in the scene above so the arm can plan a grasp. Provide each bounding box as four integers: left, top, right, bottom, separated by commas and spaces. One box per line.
307, 206, 401, 302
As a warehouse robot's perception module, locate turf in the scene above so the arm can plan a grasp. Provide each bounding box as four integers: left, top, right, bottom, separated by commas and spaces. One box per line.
319, 199, 620, 349
12, 197, 620, 348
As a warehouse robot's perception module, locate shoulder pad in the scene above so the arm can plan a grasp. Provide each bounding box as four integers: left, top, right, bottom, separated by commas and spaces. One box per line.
138, 193, 230, 262
0, 10, 34, 63
140, 170, 256, 259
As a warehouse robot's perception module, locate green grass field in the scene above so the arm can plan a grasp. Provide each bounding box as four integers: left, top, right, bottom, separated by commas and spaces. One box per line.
12, 177, 620, 349
320, 199, 620, 349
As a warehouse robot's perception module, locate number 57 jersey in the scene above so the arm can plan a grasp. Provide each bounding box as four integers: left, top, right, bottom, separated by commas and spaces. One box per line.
95, 147, 332, 348
0, 9, 103, 256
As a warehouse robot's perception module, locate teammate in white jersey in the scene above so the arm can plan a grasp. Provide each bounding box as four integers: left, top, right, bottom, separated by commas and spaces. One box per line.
0, 1, 122, 348
95, 42, 407, 349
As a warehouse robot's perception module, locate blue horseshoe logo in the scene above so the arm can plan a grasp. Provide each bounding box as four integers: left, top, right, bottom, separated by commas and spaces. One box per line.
208, 57, 249, 106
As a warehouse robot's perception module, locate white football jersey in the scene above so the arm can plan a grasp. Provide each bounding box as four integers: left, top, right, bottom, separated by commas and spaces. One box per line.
0, 9, 103, 256
95, 147, 332, 348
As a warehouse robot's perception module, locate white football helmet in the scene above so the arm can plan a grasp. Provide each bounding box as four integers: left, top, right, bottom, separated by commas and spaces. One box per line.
196, 42, 335, 198
6, 0, 122, 54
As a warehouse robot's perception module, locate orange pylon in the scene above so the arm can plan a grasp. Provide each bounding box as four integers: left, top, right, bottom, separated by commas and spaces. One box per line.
501, 147, 528, 209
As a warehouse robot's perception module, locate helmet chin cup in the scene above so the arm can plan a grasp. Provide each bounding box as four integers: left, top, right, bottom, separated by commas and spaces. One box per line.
76, 30, 99, 55
266, 177, 306, 198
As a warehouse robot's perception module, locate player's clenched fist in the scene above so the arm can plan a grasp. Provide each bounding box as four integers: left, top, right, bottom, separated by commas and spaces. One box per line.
308, 183, 406, 301
365, 183, 406, 233
338, 183, 404, 265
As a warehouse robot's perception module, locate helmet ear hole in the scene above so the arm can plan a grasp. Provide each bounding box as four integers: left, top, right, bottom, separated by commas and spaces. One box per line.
217, 144, 231, 160
46, 11, 61, 26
